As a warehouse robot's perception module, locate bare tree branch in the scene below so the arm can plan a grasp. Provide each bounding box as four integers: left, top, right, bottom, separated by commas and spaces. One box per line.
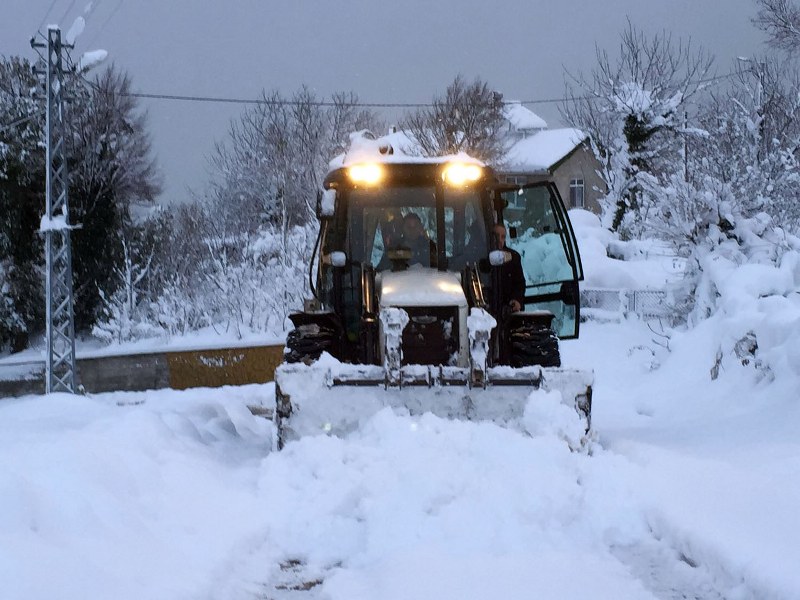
401, 75, 506, 164
754, 0, 800, 52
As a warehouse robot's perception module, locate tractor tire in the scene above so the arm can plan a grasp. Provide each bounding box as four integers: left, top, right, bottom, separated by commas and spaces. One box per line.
508, 322, 561, 368
284, 323, 337, 364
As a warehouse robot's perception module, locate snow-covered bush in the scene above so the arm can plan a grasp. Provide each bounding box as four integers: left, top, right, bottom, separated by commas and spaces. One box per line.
148, 275, 213, 337
196, 223, 315, 337
92, 288, 163, 344
688, 216, 800, 322
92, 238, 161, 344
698, 239, 800, 382
92, 216, 317, 345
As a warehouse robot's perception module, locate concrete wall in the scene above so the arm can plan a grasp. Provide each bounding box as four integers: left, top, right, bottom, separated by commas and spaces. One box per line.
0, 344, 285, 398
550, 145, 606, 214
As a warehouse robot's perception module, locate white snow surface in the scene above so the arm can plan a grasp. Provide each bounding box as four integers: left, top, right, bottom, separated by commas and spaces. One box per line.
329, 130, 484, 170
65, 16, 85, 45
77, 49, 108, 73
2, 217, 799, 599
504, 128, 587, 172
2, 312, 798, 599
502, 100, 548, 131
379, 268, 467, 308
570, 209, 685, 289
38, 213, 70, 232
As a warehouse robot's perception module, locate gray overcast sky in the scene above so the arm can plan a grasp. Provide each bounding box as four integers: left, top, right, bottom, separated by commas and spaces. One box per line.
2, 0, 767, 203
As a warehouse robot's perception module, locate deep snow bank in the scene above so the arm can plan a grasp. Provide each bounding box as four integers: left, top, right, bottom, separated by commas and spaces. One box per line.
0, 386, 271, 600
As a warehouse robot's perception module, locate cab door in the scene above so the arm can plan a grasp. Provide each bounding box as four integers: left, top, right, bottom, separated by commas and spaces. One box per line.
497, 182, 584, 339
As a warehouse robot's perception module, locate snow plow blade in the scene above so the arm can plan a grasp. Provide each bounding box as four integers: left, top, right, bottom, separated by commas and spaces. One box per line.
274, 359, 593, 449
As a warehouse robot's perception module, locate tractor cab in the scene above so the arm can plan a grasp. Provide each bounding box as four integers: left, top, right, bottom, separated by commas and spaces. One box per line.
310, 158, 584, 366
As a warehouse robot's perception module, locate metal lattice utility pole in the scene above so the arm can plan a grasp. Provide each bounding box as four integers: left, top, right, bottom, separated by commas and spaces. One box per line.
32, 27, 78, 393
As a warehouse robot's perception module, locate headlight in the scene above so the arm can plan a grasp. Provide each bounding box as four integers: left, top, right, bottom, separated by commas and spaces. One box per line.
442, 162, 482, 185
348, 163, 383, 184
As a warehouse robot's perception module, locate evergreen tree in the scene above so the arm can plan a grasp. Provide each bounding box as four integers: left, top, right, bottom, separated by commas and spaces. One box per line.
0, 57, 160, 350
0, 56, 46, 351
67, 67, 160, 330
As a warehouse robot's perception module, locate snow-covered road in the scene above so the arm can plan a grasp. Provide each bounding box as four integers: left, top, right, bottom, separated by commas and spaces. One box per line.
1, 319, 797, 600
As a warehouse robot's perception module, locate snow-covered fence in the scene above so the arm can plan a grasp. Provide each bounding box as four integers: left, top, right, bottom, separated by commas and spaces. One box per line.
581, 289, 625, 314
627, 290, 671, 320
580, 288, 673, 322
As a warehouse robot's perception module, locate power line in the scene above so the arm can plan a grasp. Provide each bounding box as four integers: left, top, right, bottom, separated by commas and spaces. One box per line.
119, 90, 595, 108
58, 0, 78, 28
37, 0, 61, 31
84, 0, 124, 49
115, 71, 740, 110
122, 91, 433, 108
1, 69, 746, 134
698, 72, 741, 84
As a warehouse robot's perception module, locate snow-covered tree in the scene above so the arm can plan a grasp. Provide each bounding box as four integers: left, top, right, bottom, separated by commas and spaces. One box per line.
124, 87, 381, 341
646, 56, 800, 321
1, 57, 160, 349
0, 56, 46, 350
402, 75, 506, 164
754, 0, 800, 52
92, 236, 157, 344
68, 66, 161, 330
562, 22, 713, 237
208, 87, 379, 233
0, 259, 27, 351
121, 205, 317, 341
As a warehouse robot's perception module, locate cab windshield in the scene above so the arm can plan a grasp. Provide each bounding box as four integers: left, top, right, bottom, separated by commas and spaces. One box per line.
347, 185, 489, 272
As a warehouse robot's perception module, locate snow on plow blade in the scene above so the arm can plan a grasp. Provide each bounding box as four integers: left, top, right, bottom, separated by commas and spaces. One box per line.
274, 358, 593, 449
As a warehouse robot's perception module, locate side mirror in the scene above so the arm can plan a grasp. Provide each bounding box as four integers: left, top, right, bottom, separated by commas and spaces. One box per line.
489, 250, 511, 266
318, 189, 336, 219
330, 251, 347, 267
322, 251, 347, 267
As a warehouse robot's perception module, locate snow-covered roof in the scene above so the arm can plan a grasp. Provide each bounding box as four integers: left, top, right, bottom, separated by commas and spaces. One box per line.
503, 128, 587, 172
502, 101, 548, 131
328, 130, 484, 172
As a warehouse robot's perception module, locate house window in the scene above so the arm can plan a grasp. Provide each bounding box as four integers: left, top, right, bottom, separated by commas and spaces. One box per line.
569, 178, 584, 208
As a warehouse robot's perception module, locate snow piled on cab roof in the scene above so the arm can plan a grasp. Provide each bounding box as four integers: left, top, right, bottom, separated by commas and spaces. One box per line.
328, 130, 484, 171
504, 128, 587, 172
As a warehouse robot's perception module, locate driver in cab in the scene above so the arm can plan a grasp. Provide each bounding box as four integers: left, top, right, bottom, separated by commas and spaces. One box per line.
401, 212, 436, 267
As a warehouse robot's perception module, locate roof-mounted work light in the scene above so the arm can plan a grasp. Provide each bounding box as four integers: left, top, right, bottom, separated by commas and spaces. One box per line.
348, 163, 384, 185
442, 162, 483, 186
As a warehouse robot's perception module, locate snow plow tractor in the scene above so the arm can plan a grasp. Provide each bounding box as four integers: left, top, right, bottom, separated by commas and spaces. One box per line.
274, 137, 592, 449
